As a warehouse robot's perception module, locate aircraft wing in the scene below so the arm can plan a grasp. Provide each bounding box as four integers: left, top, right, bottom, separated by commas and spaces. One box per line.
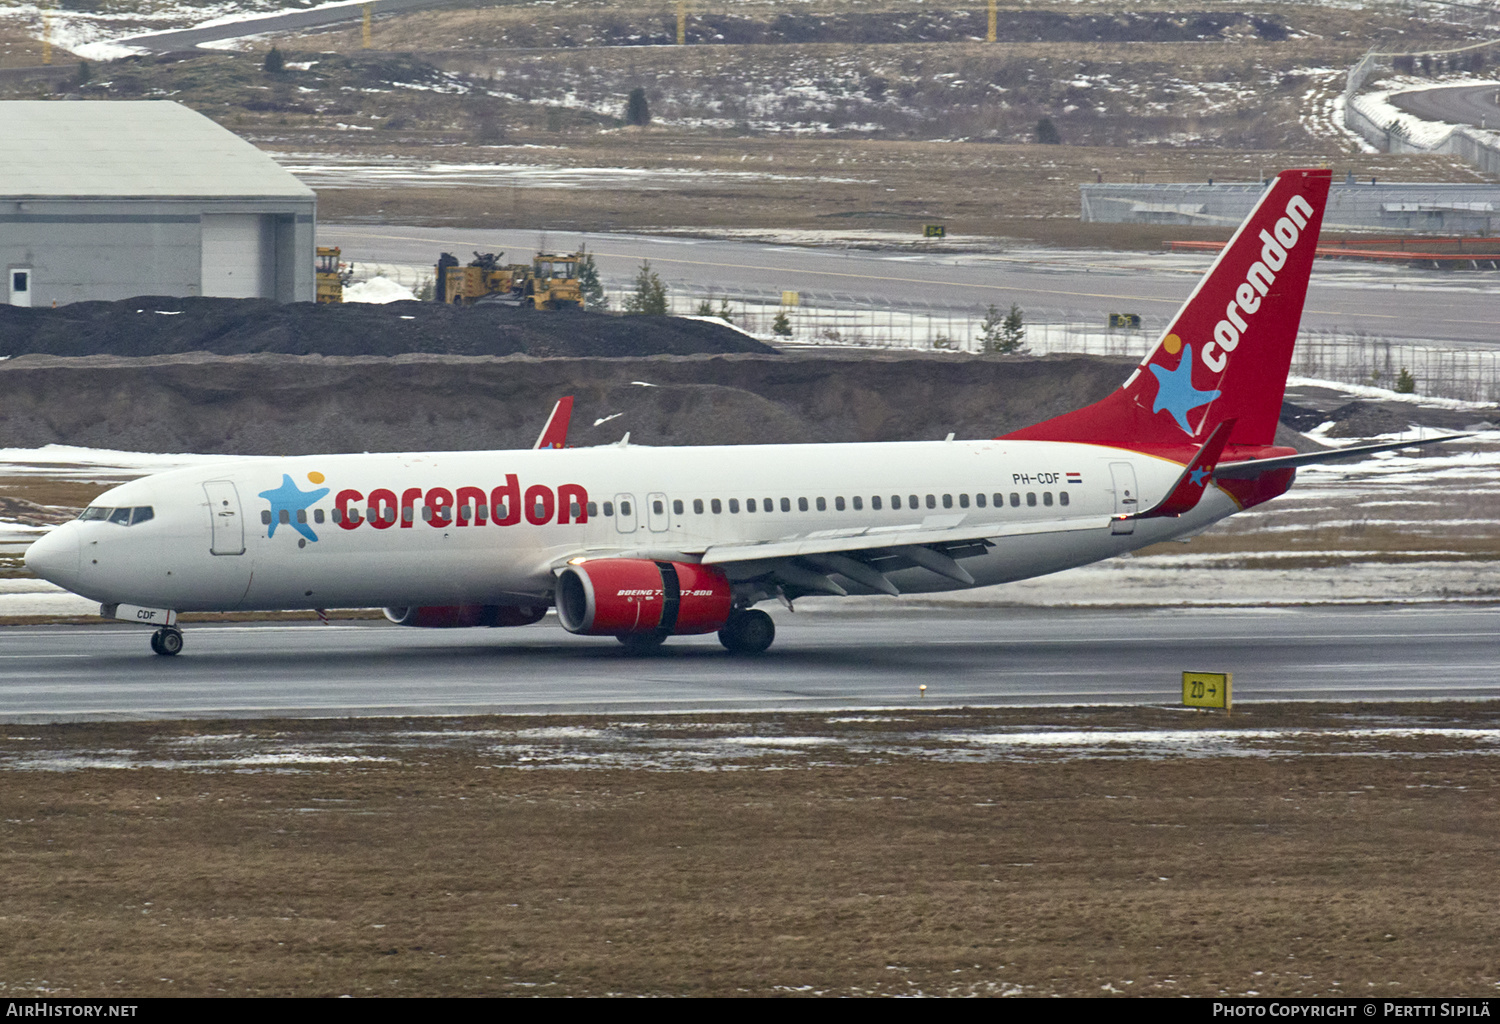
694, 515, 1113, 595
1213, 433, 1471, 478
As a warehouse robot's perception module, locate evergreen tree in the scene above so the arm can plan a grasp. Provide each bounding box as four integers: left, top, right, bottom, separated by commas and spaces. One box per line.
716, 298, 734, 323
577, 246, 608, 311
1035, 116, 1060, 144
772, 310, 792, 337
263, 46, 285, 74
1396, 368, 1417, 394
980, 303, 1027, 353
625, 87, 650, 126
623, 260, 668, 315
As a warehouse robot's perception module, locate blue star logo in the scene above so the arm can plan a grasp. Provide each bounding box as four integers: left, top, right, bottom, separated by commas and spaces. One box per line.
1189, 467, 1210, 487
259, 474, 330, 542
1148, 344, 1222, 436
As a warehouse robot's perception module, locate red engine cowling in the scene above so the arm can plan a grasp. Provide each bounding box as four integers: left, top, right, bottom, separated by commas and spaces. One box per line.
555, 559, 732, 637
383, 604, 548, 628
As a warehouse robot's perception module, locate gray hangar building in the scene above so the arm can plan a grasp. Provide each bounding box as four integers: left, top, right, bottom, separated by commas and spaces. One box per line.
1, 100, 316, 307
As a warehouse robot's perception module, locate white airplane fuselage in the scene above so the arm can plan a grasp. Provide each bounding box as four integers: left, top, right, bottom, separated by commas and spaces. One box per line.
30, 439, 1255, 614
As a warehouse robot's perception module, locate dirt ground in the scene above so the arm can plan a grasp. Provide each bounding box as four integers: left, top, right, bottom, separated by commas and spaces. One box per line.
1, 702, 1497, 997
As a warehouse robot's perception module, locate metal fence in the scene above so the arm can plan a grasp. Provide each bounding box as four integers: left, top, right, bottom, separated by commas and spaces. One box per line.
613, 283, 1500, 404
343, 267, 1500, 404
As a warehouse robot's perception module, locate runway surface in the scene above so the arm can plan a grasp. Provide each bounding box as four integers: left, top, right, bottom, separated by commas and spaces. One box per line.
3, 604, 1497, 721
321, 224, 1500, 347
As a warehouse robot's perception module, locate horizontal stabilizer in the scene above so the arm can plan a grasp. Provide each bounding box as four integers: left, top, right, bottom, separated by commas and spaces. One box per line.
1214, 433, 1471, 479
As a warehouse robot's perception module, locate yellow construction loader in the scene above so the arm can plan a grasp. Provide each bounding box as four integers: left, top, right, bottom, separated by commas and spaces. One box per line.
315, 247, 354, 303
435, 251, 583, 309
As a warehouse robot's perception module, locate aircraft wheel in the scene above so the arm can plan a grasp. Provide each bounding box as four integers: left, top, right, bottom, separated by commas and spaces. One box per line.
617, 632, 667, 652
152, 627, 183, 657
718, 609, 774, 655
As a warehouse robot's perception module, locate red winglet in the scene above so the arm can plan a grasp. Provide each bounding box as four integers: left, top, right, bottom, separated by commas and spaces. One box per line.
533, 396, 574, 450
1131, 419, 1236, 520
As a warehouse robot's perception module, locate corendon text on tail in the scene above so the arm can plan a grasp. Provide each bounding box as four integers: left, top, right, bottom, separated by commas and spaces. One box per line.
23, 169, 1469, 657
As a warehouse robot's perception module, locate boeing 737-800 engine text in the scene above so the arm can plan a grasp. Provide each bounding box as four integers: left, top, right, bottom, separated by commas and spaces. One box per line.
22, 170, 1464, 655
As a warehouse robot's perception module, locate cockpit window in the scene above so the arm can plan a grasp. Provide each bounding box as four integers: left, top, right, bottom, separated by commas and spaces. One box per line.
77, 506, 154, 525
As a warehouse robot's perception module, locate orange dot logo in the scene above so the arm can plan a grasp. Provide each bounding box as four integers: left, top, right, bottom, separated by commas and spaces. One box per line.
308, 471, 326, 484
1162, 333, 1182, 356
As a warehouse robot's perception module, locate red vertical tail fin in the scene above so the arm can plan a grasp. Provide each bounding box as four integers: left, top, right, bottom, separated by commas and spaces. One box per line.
1004, 168, 1331, 449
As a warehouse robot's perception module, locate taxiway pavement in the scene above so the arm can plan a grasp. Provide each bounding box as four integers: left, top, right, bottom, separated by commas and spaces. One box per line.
2, 604, 1497, 721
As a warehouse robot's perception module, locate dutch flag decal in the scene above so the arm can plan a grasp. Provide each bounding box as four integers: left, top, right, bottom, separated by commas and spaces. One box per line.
1066, 472, 1082, 485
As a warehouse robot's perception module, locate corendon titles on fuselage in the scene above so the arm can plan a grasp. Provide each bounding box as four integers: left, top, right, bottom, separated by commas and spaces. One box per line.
331, 474, 590, 530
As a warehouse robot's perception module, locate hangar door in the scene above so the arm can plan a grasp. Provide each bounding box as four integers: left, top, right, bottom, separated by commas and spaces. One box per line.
200, 214, 266, 298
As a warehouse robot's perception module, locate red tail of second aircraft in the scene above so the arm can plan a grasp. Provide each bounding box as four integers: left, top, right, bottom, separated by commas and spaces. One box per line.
1004, 168, 1331, 452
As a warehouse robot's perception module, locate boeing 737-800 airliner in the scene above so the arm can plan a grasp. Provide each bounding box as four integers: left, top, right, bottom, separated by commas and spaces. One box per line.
23, 169, 1461, 655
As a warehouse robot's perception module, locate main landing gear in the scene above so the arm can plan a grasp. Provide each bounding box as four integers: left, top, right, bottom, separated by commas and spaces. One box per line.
150, 626, 184, 657
718, 609, 775, 655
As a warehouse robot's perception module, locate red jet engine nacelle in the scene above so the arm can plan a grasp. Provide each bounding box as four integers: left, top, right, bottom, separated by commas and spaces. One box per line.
555, 559, 732, 637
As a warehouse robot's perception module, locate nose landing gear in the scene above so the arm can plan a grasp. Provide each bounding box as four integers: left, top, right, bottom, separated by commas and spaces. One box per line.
150, 627, 184, 656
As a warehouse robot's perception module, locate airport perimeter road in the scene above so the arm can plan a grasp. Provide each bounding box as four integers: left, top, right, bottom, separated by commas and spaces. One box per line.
2, 605, 1498, 721
1391, 82, 1500, 130
124, 0, 453, 52
322, 224, 1500, 347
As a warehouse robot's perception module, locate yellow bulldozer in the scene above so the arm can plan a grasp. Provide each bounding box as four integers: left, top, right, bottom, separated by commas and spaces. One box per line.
435, 251, 582, 309
315, 246, 354, 303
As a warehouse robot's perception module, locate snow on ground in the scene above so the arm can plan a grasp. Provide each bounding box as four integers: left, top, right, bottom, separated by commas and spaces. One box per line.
1349, 76, 1500, 148
275, 154, 867, 191
342, 276, 416, 303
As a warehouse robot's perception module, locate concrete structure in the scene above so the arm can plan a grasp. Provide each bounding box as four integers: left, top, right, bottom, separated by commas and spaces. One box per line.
1, 101, 315, 306
1080, 180, 1500, 235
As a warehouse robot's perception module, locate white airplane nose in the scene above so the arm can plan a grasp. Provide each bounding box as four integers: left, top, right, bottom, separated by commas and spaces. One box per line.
25, 524, 80, 592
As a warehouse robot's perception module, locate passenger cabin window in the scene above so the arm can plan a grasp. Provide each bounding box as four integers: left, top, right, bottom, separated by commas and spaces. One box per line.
261, 510, 272, 525
1010, 493, 1020, 507
588, 501, 599, 517
872, 496, 883, 510
1043, 492, 1054, 506
835, 496, 845, 511
728, 499, 740, 513
780, 498, 791, 512
693, 499, 704, 514
652, 499, 664, 515
603, 501, 614, 517
852, 496, 863, 511
798, 497, 809, 512
1060, 492, 1070, 507
942, 494, 953, 509
620, 500, 632, 516
909, 495, 918, 509
816, 497, 827, 512
1027, 492, 1037, 507
890, 495, 901, 510
711, 499, 722, 514
975, 493, 986, 508
925, 494, 936, 510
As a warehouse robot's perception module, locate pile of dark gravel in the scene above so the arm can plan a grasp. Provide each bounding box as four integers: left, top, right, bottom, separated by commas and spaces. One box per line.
0, 296, 775, 359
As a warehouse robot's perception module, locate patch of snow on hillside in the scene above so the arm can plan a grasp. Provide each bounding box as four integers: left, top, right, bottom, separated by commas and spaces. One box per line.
343, 276, 416, 304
